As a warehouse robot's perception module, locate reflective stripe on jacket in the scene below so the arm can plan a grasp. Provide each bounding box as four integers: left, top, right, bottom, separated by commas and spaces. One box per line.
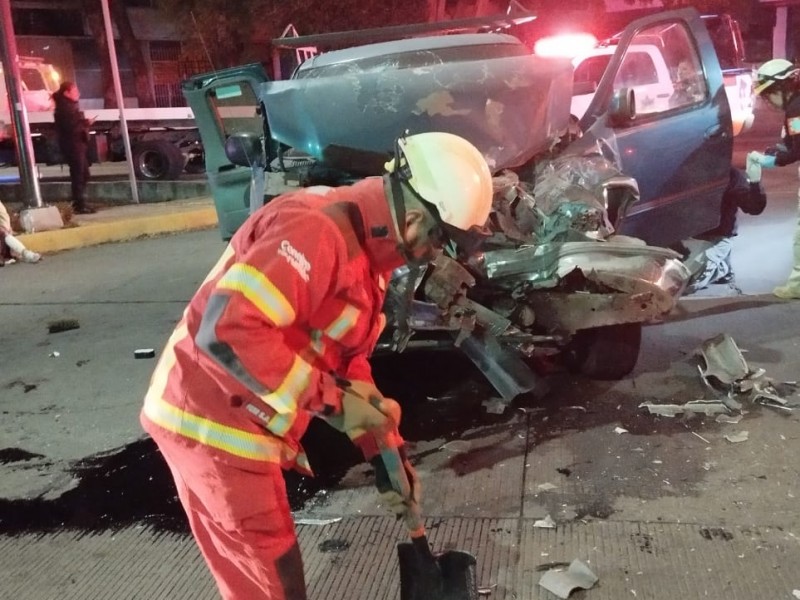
141, 178, 404, 473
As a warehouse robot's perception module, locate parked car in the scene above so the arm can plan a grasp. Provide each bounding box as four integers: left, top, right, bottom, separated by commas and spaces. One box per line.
183, 8, 733, 398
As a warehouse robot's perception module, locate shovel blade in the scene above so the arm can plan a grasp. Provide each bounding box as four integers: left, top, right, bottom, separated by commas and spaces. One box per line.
398, 542, 478, 600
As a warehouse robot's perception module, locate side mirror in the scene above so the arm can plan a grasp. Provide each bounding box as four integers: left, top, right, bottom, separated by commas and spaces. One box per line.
224, 132, 264, 168
608, 87, 636, 127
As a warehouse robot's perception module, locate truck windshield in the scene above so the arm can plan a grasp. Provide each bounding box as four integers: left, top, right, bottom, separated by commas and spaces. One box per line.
20, 68, 48, 91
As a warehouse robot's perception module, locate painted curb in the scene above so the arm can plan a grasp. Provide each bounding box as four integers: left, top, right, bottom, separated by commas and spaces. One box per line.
17, 207, 219, 254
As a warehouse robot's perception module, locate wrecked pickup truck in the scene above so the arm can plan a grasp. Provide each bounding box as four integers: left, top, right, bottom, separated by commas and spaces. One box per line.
182, 8, 733, 400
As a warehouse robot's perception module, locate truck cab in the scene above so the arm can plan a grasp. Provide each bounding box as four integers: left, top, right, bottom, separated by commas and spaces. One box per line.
0, 58, 60, 140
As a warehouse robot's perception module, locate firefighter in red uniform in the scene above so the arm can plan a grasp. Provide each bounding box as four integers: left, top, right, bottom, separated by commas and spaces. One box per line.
140, 132, 494, 599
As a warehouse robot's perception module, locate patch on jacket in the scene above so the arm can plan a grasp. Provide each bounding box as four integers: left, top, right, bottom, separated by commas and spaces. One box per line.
279, 240, 311, 281
788, 116, 800, 136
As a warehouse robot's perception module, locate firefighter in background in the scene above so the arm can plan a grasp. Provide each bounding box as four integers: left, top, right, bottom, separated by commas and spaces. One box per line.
140, 132, 494, 600
746, 58, 800, 299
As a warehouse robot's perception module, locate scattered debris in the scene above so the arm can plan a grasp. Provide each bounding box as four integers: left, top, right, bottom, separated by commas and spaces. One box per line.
534, 515, 557, 529
477, 585, 496, 596
440, 440, 470, 453
724, 431, 749, 444
792, 590, 800, 599
538, 559, 599, 598
691, 431, 711, 444
614, 426, 629, 434
47, 318, 80, 334
639, 400, 729, 417
482, 397, 508, 415
695, 334, 748, 389
134, 348, 156, 359
317, 538, 350, 553
294, 517, 342, 526
537, 482, 558, 491
715, 414, 743, 424
48, 351, 60, 358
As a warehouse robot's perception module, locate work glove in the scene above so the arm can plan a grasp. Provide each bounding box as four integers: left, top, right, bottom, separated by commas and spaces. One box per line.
372, 445, 424, 534
324, 379, 403, 459
747, 150, 777, 168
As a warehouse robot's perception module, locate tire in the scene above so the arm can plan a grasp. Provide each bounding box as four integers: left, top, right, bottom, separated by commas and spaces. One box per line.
561, 322, 643, 380
132, 140, 185, 180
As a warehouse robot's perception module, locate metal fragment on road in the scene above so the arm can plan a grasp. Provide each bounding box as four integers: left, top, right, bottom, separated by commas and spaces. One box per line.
724, 431, 749, 443
534, 515, 557, 529
695, 334, 749, 390
482, 397, 508, 415
638, 400, 729, 417
614, 426, 629, 434
537, 482, 558, 491
294, 517, 343, 526
715, 414, 743, 424
538, 559, 598, 599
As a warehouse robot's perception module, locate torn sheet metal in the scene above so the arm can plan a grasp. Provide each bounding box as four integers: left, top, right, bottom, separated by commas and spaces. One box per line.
638, 400, 730, 417
724, 431, 749, 443
534, 515, 557, 529
695, 334, 748, 390
538, 559, 599, 598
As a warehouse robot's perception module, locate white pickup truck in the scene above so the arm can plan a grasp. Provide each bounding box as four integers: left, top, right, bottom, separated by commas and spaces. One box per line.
569, 13, 754, 136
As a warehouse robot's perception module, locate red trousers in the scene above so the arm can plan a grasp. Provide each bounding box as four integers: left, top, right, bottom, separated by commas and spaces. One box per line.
152, 432, 308, 600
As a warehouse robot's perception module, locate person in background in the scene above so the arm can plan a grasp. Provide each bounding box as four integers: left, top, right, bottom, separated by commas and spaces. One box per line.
52, 81, 95, 215
746, 58, 800, 299
140, 132, 494, 600
684, 166, 766, 293
0, 199, 40, 265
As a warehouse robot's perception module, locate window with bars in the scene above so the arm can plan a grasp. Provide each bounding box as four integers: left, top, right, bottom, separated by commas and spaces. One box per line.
150, 41, 212, 107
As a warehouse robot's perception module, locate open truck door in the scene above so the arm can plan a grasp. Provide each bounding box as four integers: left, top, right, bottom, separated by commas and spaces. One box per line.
182, 64, 269, 240
573, 8, 733, 248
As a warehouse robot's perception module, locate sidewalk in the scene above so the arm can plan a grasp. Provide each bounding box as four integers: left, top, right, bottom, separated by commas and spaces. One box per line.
15, 197, 219, 255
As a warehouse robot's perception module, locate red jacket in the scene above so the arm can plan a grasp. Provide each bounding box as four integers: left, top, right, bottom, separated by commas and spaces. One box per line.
141, 177, 406, 474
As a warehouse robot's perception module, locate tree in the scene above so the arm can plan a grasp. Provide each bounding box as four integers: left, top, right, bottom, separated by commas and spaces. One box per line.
83, 0, 154, 109
156, 0, 428, 70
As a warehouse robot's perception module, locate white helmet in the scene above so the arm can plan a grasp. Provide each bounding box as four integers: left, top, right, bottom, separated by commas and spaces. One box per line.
385, 132, 493, 232
754, 58, 799, 95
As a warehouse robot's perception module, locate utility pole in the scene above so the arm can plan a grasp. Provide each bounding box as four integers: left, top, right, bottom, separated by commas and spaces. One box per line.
101, 0, 139, 203
0, 0, 43, 208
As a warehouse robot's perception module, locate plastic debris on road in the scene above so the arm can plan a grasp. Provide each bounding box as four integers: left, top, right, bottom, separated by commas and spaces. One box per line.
538, 559, 598, 598
534, 514, 557, 529
724, 431, 749, 443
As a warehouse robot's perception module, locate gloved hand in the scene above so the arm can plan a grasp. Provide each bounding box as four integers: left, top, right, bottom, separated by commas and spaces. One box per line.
372, 445, 424, 534
324, 379, 403, 458
746, 152, 762, 183
747, 150, 777, 168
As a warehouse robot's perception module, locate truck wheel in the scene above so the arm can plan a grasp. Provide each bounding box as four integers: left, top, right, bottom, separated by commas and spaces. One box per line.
132, 140, 185, 180
561, 322, 642, 380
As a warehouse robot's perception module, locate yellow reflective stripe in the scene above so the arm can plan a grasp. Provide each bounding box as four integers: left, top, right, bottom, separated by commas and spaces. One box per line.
325, 304, 360, 340
260, 353, 312, 416
217, 263, 296, 326
144, 321, 282, 462
201, 245, 235, 287
144, 394, 282, 462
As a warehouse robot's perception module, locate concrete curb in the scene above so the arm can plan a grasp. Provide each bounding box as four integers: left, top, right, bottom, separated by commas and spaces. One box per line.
17, 205, 218, 254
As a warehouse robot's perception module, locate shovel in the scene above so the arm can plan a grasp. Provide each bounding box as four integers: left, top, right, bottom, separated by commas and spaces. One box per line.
376, 442, 479, 600
397, 534, 478, 600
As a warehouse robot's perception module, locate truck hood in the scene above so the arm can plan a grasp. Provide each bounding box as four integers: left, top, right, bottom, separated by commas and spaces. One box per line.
258, 39, 574, 172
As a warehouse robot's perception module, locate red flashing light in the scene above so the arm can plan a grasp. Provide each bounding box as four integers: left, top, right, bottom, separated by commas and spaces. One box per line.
534, 33, 598, 59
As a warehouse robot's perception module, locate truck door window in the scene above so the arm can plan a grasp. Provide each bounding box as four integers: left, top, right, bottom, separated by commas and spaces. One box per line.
208, 83, 261, 138
616, 21, 707, 116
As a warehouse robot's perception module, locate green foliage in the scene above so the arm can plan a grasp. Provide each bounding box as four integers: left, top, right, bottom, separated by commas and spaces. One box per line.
156, 0, 428, 69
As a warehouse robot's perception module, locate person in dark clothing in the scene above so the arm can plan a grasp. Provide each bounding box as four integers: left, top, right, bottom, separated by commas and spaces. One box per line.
52, 81, 95, 214
747, 58, 800, 298
684, 167, 767, 293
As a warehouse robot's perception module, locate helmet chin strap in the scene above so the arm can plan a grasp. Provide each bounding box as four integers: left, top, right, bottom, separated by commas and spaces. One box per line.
385, 173, 422, 265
